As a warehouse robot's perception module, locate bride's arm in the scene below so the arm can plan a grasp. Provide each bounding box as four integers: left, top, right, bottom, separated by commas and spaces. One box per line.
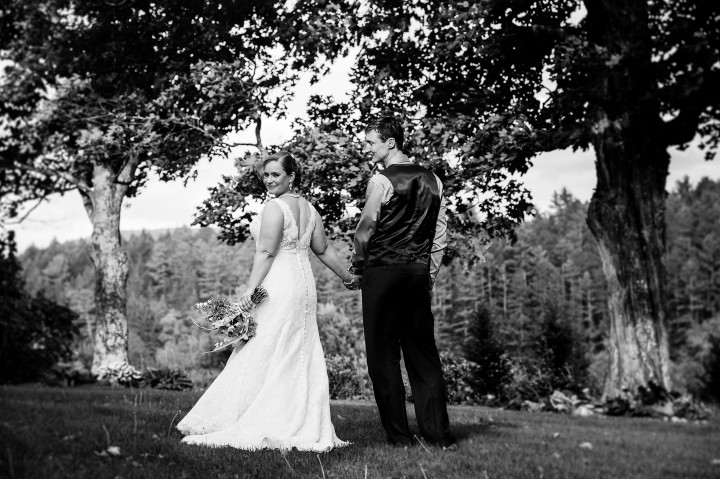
310, 213, 354, 283
240, 201, 284, 306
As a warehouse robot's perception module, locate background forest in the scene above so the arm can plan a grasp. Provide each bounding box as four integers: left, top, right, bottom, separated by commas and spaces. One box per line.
16, 177, 720, 403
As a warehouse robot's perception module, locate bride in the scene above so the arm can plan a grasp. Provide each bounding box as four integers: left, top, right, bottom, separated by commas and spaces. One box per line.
177, 151, 355, 452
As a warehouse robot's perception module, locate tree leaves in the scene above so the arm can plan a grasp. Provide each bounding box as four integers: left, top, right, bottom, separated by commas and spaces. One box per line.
194, 119, 368, 246
0, 0, 358, 208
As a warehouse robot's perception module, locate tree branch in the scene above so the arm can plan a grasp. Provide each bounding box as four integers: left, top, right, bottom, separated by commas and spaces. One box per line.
117, 155, 140, 185
14, 161, 90, 194
78, 185, 94, 219
661, 70, 720, 146
5, 185, 74, 224
6, 195, 48, 224
255, 115, 267, 156
226, 142, 264, 148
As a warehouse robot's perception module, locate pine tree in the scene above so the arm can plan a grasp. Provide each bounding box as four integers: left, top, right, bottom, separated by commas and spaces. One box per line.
1, 239, 78, 383
463, 303, 511, 396
534, 303, 590, 392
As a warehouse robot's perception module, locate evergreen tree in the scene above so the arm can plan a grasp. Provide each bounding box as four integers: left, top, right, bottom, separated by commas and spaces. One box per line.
1, 239, 78, 383
463, 303, 511, 396
534, 303, 590, 392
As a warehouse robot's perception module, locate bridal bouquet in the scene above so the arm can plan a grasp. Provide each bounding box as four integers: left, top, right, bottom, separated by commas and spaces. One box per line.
193, 287, 269, 352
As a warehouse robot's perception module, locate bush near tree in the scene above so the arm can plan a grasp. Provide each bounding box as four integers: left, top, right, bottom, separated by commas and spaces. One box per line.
326, 354, 364, 400
439, 352, 482, 405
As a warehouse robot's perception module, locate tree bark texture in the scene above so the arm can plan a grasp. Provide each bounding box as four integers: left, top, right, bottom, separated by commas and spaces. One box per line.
81, 163, 131, 375
585, 0, 671, 399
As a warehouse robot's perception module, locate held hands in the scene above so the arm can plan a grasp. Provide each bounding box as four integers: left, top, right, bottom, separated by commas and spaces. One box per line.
342, 274, 361, 291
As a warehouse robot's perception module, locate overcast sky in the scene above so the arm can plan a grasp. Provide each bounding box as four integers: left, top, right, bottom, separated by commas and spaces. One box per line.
11, 55, 719, 252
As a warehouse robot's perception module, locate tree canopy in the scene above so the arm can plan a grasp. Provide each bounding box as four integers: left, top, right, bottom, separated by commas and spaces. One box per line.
0, 0, 357, 204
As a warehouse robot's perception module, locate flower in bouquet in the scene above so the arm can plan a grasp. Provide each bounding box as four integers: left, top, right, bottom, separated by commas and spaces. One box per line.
193, 286, 269, 352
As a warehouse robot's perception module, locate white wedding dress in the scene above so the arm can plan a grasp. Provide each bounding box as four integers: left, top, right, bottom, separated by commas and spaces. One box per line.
177, 198, 348, 452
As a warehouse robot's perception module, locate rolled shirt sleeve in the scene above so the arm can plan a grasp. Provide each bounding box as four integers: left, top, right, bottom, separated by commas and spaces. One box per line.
430, 175, 447, 282
351, 175, 392, 274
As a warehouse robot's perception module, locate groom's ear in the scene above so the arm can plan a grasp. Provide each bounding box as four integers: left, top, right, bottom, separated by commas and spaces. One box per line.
388, 137, 396, 149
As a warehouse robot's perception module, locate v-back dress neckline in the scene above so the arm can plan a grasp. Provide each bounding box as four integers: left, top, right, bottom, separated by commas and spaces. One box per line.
274, 198, 315, 245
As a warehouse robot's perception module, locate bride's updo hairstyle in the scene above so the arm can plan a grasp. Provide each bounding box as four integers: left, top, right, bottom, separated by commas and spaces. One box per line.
256, 151, 302, 188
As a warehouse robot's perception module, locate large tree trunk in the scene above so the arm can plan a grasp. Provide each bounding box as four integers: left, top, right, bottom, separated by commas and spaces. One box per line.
81, 163, 131, 375
585, 0, 671, 399
587, 134, 671, 399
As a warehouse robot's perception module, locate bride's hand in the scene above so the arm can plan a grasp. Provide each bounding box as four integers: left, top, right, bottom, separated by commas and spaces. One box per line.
342, 274, 360, 291
239, 290, 254, 311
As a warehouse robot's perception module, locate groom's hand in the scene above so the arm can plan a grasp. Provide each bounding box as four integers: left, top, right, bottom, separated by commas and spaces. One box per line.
343, 275, 361, 291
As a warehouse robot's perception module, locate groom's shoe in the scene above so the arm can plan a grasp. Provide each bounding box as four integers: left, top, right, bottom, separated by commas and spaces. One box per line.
423, 437, 457, 451
388, 439, 415, 448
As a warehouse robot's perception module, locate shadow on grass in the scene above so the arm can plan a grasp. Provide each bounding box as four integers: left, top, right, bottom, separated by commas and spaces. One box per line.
452, 421, 501, 443
329, 401, 506, 448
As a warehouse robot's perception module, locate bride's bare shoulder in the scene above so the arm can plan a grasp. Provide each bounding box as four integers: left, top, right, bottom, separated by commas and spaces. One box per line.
260, 199, 284, 220
302, 197, 318, 212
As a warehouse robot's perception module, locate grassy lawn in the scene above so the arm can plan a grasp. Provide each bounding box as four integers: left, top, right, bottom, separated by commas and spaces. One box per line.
0, 385, 718, 479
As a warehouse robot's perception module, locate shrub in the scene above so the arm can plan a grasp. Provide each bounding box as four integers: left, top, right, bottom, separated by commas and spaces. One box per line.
500, 360, 554, 407
141, 367, 193, 391
317, 303, 366, 358
326, 354, 363, 399
42, 360, 95, 387
439, 352, 480, 405
603, 381, 711, 420
96, 361, 143, 387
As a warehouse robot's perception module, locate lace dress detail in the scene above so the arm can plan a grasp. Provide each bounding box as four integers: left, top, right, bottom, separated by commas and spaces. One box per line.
177, 198, 347, 452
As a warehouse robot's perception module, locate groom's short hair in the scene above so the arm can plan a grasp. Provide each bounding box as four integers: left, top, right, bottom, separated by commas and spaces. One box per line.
366, 116, 404, 151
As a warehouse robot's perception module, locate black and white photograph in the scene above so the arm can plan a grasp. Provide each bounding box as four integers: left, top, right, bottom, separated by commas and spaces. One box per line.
1, 0, 719, 477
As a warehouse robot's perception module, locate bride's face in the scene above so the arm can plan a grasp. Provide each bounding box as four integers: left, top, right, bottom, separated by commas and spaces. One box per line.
263, 161, 294, 196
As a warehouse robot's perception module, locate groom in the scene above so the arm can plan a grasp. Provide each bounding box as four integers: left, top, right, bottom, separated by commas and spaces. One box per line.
349, 116, 455, 449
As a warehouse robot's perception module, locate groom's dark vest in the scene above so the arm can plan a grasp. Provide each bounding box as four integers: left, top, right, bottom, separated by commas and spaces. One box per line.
365, 164, 441, 268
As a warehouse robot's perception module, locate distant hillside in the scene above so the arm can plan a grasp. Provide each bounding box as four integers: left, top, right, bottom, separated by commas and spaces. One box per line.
20, 226, 220, 254
123, 228, 195, 240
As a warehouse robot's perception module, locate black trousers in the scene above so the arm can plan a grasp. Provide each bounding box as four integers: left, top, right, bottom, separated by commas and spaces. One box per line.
361, 263, 454, 446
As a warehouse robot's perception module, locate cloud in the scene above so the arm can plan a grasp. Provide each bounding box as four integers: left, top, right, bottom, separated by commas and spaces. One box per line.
524, 141, 719, 213
524, 149, 596, 211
